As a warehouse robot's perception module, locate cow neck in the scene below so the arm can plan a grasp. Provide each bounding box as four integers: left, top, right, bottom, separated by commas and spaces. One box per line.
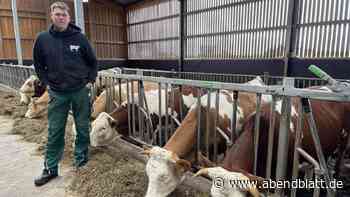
222, 116, 255, 174
164, 105, 198, 158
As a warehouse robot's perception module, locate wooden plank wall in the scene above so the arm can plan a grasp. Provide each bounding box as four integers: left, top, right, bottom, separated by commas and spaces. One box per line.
0, 0, 127, 61
0, 0, 47, 60
89, 0, 127, 60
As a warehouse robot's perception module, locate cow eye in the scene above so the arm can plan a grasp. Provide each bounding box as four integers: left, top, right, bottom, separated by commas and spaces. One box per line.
158, 174, 166, 180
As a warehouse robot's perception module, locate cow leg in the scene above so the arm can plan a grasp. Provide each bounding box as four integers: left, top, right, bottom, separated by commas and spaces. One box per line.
71, 87, 91, 168
45, 90, 71, 174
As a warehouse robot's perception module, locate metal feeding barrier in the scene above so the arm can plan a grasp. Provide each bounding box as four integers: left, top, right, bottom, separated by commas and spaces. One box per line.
1, 63, 350, 196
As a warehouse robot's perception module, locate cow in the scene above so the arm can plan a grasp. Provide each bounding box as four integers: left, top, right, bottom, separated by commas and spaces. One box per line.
141, 76, 272, 197
90, 82, 182, 147
24, 90, 49, 118
19, 75, 46, 105
90, 76, 269, 147
91, 81, 159, 119
194, 88, 350, 197
89, 76, 267, 148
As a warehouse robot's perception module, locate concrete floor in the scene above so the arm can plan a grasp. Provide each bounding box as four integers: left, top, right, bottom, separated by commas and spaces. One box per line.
0, 116, 76, 197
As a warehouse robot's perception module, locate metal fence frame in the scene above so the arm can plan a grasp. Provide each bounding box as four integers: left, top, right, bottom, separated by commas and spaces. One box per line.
1, 64, 349, 197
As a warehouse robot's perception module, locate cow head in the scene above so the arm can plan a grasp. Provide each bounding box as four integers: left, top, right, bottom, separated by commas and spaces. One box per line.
25, 98, 47, 118
142, 146, 191, 197
181, 85, 207, 109
246, 76, 265, 86
90, 112, 117, 147
33, 79, 46, 97
19, 75, 38, 104
20, 75, 37, 95
194, 167, 261, 197
91, 91, 107, 119
19, 92, 30, 105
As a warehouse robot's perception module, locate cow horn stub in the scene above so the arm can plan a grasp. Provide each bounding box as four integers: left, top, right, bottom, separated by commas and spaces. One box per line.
140, 145, 152, 156
193, 168, 209, 177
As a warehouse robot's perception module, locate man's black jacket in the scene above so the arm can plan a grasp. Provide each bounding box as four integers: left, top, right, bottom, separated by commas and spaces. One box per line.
33, 23, 97, 92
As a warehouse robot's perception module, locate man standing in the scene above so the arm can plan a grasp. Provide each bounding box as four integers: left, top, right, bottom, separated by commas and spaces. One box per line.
33, 1, 97, 186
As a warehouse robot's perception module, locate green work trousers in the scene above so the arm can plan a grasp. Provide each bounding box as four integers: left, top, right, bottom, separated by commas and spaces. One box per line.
44, 87, 91, 174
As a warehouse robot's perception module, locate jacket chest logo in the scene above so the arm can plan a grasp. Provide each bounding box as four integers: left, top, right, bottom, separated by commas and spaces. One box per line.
69, 45, 80, 53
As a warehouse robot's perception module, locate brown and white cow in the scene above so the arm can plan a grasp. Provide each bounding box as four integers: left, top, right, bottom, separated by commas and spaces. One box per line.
91, 81, 159, 119
90, 76, 269, 148
142, 77, 271, 197
19, 75, 46, 105
195, 88, 350, 197
89, 81, 180, 147
24, 90, 49, 118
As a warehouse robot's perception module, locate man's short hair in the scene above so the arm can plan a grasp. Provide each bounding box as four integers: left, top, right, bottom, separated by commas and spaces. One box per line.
50, 1, 70, 13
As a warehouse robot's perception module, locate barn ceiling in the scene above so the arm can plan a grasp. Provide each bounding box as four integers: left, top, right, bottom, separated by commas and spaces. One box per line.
114, 0, 143, 6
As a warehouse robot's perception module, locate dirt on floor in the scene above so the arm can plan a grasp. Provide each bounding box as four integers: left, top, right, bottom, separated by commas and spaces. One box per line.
0, 91, 209, 197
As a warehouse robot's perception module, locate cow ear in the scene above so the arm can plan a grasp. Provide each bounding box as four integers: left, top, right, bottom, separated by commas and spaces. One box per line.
107, 116, 117, 127
175, 159, 191, 173
33, 79, 39, 86
31, 97, 37, 104
112, 101, 119, 108
140, 145, 152, 156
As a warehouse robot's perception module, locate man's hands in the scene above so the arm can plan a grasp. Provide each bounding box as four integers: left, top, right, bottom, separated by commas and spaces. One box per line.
86, 82, 93, 89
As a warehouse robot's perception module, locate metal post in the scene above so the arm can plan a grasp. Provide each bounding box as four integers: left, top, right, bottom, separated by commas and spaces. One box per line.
302, 98, 336, 197
74, 0, 85, 34
253, 93, 262, 175
178, 0, 186, 72
283, 0, 299, 76
206, 89, 211, 158
266, 96, 276, 180
11, 0, 23, 65
196, 91, 201, 163
165, 83, 169, 141
275, 77, 294, 196
291, 100, 304, 197
231, 91, 238, 138
126, 80, 132, 137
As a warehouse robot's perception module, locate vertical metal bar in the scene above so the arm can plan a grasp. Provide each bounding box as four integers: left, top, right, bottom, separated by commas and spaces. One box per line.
178, 0, 186, 71
274, 78, 294, 196
214, 89, 219, 163
291, 99, 304, 197
138, 81, 144, 140
253, 93, 262, 175
196, 89, 201, 163
231, 91, 238, 138
106, 77, 111, 113
266, 96, 276, 180
131, 81, 136, 137
164, 83, 169, 141
158, 83, 163, 145
179, 85, 184, 121
111, 77, 116, 103
127, 80, 132, 137
206, 89, 211, 158
74, 0, 85, 34
118, 79, 122, 105
301, 98, 336, 197
170, 84, 175, 136
283, 0, 299, 76
11, 0, 23, 65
